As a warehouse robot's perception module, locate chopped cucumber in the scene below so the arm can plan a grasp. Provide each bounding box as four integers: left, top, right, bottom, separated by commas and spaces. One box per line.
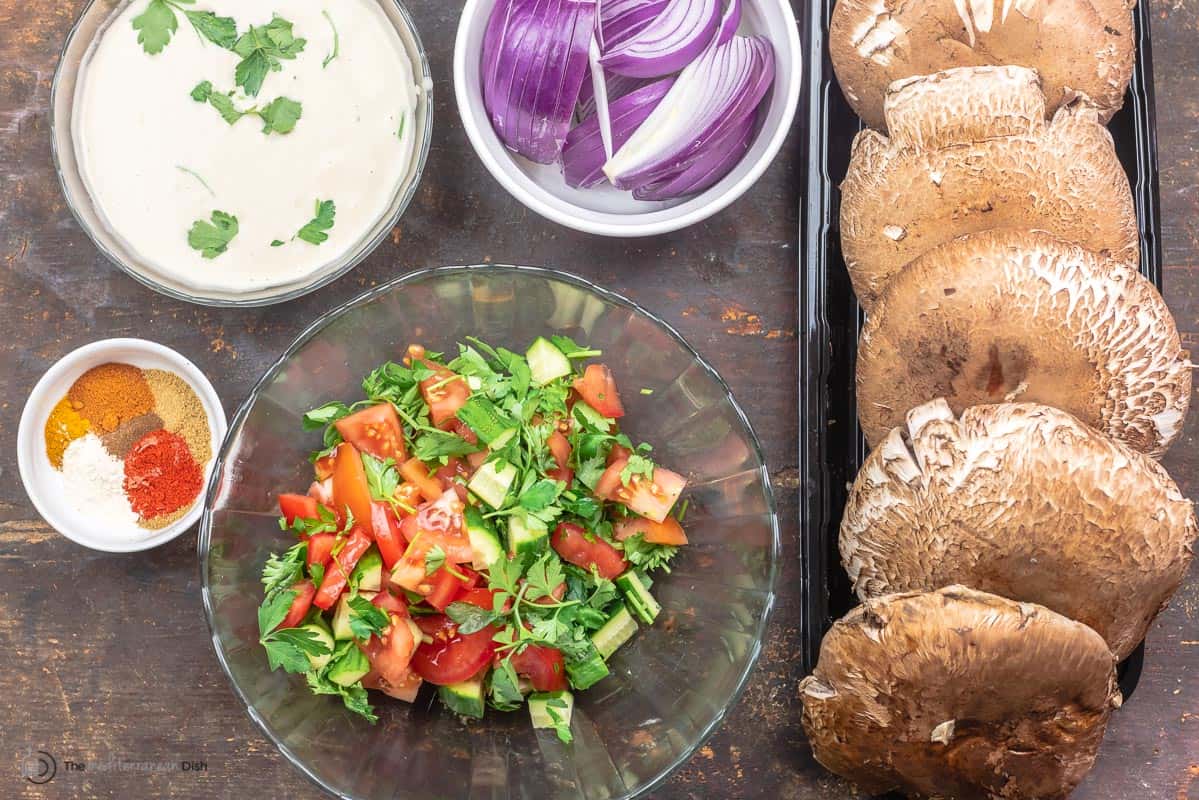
350, 547, 383, 593
439, 675, 485, 718
465, 506, 504, 571
300, 622, 336, 671
508, 512, 548, 560
331, 593, 355, 641
565, 644, 609, 689
529, 690, 574, 730
456, 397, 517, 447
327, 643, 370, 687
615, 570, 661, 624
468, 459, 518, 509
592, 604, 638, 659
526, 337, 572, 386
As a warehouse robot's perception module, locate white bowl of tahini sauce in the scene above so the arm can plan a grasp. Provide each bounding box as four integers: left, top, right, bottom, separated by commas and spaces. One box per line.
54, 0, 431, 304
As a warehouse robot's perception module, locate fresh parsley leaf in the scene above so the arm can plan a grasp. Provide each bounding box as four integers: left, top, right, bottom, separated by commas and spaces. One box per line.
361, 453, 400, 502
262, 636, 313, 674
257, 588, 295, 637
347, 595, 391, 639
303, 401, 352, 430
271, 239, 285, 247
574, 454, 607, 492
424, 545, 447, 577
524, 552, 565, 602
232, 15, 307, 96
487, 555, 523, 598
518, 478, 562, 513
412, 430, 479, 461
620, 454, 655, 486
445, 601, 502, 635
488, 658, 523, 711
397, 112, 406, 140
258, 96, 303, 135
586, 569, 618, 610
309, 561, 325, 589
187, 210, 238, 258
261, 541, 307, 595
545, 698, 573, 743
549, 335, 601, 360
290, 199, 336, 245
322, 9, 340, 68
306, 670, 378, 723
190, 80, 213, 102
280, 504, 339, 538
132, 0, 179, 55
182, 7, 238, 49
619, 533, 679, 573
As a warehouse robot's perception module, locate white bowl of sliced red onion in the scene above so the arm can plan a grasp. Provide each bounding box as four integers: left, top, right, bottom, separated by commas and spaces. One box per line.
454, 0, 801, 237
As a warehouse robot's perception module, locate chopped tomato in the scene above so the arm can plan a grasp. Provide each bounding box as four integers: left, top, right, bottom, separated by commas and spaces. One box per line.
400, 457, 443, 502
420, 363, 471, 429
278, 580, 316, 630
411, 614, 498, 685
451, 419, 479, 446
425, 565, 478, 611
435, 458, 471, 502
614, 515, 689, 546
334, 403, 407, 462
547, 430, 574, 485
332, 443, 374, 526
466, 449, 490, 470
370, 501, 405, 568
307, 532, 336, 567
313, 528, 373, 610
607, 443, 632, 466
371, 589, 409, 618
308, 478, 334, 507
596, 458, 687, 523
459, 587, 510, 612
551, 522, 628, 580
400, 512, 418, 543
511, 644, 568, 692
279, 494, 319, 526
362, 619, 417, 698
573, 364, 624, 418
395, 481, 423, 512
390, 494, 473, 592
314, 453, 337, 481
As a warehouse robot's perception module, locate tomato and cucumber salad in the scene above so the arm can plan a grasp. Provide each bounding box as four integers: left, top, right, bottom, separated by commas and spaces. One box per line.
256, 336, 690, 739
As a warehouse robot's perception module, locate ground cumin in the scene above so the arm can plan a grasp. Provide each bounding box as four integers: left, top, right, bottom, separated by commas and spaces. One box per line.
68, 363, 153, 432
145, 369, 212, 464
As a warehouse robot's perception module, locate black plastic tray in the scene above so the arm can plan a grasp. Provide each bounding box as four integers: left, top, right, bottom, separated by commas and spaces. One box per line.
797, 0, 1161, 695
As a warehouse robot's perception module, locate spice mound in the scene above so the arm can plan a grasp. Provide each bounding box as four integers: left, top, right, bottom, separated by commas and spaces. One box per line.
44, 363, 213, 532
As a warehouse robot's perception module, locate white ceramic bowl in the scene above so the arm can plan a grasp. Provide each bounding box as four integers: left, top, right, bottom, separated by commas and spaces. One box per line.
453, 0, 802, 237
18, 339, 228, 552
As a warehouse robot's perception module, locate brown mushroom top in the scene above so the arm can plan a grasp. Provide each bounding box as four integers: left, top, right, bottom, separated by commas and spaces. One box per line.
842, 399, 1198, 660
829, 0, 1135, 130
839, 66, 1139, 310
856, 229, 1191, 457
799, 586, 1119, 800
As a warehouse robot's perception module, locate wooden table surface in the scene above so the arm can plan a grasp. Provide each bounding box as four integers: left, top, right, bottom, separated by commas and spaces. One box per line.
1, 1, 1196, 798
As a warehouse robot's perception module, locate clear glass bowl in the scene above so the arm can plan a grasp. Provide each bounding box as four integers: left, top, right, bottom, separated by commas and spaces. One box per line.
199, 266, 780, 799
50, 0, 433, 307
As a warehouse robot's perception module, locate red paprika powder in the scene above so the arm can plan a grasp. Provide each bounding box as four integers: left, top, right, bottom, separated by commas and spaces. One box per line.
123, 429, 203, 518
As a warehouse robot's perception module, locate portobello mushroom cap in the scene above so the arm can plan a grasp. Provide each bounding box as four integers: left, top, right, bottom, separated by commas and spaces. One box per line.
840, 65, 1139, 310
856, 229, 1191, 457
842, 399, 1198, 660
799, 586, 1120, 800
829, 0, 1135, 130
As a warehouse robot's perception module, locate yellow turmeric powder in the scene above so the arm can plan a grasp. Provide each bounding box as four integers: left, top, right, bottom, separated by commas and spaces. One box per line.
67, 363, 153, 432
44, 396, 90, 468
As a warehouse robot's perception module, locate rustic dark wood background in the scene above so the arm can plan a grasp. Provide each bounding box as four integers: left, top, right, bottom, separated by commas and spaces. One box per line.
1, 1, 1195, 798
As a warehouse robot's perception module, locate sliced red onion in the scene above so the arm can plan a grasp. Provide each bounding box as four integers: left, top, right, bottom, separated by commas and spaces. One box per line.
631, 110, 754, 199
713, 0, 741, 46
562, 77, 675, 187
577, 71, 650, 119
482, 0, 598, 164
598, 0, 721, 78
598, 0, 670, 52
603, 34, 774, 190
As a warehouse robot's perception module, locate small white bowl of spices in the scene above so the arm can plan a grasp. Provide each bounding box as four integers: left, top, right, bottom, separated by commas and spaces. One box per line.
18, 339, 227, 552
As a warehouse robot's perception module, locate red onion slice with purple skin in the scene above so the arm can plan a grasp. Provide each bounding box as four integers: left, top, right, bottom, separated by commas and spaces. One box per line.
598, 0, 721, 78
577, 71, 650, 119
562, 77, 676, 187
603, 33, 774, 189
482, 0, 598, 164
631, 109, 755, 199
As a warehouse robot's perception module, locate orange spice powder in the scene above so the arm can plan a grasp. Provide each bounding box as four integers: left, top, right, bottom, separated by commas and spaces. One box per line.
68, 363, 154, 433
